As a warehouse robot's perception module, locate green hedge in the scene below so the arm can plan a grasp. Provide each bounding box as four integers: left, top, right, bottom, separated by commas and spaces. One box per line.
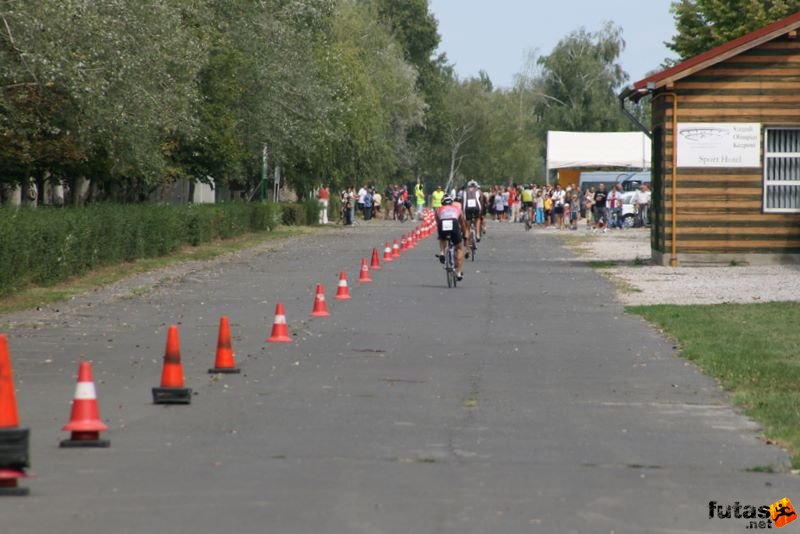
280, 200, 322, 227
0, 202, 281, 295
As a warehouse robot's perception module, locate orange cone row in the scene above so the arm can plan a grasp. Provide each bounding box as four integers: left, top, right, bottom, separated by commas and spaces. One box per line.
209, 316, 239, 374
0, 335, 29, 496
152, 326, 192, 405
0, 221, 436, 496
60, 361, 109, 448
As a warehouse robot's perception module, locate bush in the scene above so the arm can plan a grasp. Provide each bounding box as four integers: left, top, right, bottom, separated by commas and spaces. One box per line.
327, 194, 341, 223
0, 202, 282, 296
280, 203, 306, 226
302, 199, 322, 226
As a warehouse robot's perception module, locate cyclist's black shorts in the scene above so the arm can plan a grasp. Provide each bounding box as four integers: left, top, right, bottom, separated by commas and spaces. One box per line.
437, 218, 462, 244
465, 207, 480, 222
522, 201, 533, 210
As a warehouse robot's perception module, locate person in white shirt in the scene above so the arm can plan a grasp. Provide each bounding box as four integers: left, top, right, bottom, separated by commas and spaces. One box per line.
357, 185, 367, 218
552, 185, 566, 229
634, 185, 651, 226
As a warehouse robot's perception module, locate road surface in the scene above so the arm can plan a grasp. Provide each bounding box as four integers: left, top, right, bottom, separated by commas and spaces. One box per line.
2, 220, 797, 533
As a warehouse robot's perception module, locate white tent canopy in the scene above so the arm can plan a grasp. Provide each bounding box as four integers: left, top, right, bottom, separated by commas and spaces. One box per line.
546, 131, 651, 172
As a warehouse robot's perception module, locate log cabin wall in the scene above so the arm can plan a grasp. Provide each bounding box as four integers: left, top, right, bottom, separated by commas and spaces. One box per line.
651, 35, 800, 265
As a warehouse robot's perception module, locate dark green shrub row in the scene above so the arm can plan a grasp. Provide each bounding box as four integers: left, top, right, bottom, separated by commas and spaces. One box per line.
0, 202, 281, 295
280, 200, 322, 227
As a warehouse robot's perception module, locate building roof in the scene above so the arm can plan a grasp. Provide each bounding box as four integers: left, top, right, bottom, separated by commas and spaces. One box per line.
621, 11, 800, 101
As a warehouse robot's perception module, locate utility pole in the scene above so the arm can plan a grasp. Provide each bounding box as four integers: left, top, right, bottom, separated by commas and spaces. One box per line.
260, 144, 268, 201
274, 165, 281, 203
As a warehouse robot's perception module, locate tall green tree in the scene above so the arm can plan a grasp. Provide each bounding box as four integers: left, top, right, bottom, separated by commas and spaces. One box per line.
370, 0, 451, 179
1, 0, 206, 200
668, 0, 800, 59
533, 23, 630, 134
297, 0, 425, 194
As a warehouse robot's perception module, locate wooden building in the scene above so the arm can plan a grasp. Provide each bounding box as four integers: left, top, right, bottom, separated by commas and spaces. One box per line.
621, 12, 800, 266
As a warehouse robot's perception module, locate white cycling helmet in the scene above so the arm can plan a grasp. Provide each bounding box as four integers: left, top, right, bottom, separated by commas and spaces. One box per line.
441, 195, 454, 205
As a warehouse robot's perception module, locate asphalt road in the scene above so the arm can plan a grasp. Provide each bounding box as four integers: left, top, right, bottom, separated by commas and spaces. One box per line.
2, 219, 798, 534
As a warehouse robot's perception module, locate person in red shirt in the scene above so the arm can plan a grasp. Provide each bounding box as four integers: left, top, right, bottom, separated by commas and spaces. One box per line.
508, 186, 517, 222
318, 184, 329, 224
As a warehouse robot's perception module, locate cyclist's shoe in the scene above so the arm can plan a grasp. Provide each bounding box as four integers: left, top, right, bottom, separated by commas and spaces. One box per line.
457, 272, 464, 281
436, 253, 445, 264
465, 250, 470, 259
476, 235, 481, 243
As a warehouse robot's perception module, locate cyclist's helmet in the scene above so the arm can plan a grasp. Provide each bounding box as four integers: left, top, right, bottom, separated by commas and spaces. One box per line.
441, 195, 454, 205
467, 180, 479, 188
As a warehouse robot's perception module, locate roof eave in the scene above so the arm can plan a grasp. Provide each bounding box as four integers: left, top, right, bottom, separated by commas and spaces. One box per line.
625, 12, 800, 98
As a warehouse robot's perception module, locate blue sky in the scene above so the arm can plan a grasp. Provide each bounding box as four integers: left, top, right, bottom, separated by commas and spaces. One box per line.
428, 0, 678, 89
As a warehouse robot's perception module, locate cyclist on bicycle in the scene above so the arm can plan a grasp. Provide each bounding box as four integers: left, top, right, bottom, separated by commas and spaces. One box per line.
521, 183, 534, 223
463, 180, 483, 242
435, 195, 467, 282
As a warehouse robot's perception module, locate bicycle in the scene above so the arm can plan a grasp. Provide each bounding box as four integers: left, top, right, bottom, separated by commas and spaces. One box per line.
522, 208, 532, 231
394, 199, 405, 222
467, 219, 478, 261
444, 235, 458, 288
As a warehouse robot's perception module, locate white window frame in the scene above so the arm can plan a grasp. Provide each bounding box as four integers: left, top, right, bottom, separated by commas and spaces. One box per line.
763, 126, 800, 213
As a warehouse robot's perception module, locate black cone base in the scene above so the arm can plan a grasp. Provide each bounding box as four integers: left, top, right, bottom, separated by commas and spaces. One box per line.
60, 438, 110, 448
208, 368, 241, 374
152, 387, 192, 405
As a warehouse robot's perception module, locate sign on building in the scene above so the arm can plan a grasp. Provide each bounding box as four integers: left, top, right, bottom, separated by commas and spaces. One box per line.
676, 123, 761, 168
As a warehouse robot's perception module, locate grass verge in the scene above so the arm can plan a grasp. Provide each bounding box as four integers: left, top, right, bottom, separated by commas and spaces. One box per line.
627, 302, 800, 470
0, 227, 312, 316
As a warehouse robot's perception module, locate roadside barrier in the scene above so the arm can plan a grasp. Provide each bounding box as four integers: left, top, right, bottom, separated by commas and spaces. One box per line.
310, 284, 330, 318
60, 361, 110, 448
370, 248, 382, 271
152, 326, 192, 404
267, 303, 293, 343
335, 272, 352, 300
358, 258, 373, 284
0, 335, 29, 496
209, 316, 240, 374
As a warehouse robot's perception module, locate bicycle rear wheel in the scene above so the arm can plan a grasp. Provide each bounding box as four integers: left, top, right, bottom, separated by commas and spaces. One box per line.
446, 245, 457, 288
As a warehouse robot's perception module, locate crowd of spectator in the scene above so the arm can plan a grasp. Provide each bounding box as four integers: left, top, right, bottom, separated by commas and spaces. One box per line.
320, 180, 652, 231
481, 182, 651, 232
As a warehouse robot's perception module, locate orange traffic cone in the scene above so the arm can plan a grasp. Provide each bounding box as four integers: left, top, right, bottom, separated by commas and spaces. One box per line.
335, 272, 352, 300
0, 337, 19, 430
358, 257, 373, 283
392, 240, 401, 258
383, 242, 393, 263
267, 303, 292, 343
310, 284, 330, 318
400, 234, 408, 251
407, 231, 415, 249
209, 316, 240, 374
370, 248, 382, 271
0, 335, 30, 496
152, 326, 192, 404
60, 361, 110, 448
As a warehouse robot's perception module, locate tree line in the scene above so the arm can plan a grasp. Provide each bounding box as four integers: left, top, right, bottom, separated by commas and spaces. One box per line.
0, 0, 789, 206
